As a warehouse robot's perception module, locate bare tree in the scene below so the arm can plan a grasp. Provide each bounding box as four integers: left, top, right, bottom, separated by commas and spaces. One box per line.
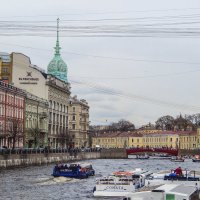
185, 113, 200, 129
155, 115, 175, 130
108, 119, 135, 132
29, 127, 41, 148
8, 118, 23, 149
59, 130, 72, 149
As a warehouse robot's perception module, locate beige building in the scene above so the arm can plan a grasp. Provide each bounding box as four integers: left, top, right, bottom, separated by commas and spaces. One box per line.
68, 96, 90, 148
47, 75, 71, 148
25, 92, 48, 148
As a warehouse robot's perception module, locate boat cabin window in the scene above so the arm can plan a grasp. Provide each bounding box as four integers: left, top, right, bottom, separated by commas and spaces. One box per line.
132, 175, 140, 178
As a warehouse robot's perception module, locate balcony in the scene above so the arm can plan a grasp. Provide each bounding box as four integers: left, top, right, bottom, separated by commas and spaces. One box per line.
39, 112, 48, 119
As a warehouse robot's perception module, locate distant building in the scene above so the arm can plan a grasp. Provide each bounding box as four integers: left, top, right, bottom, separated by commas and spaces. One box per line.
92, 130, 200, 150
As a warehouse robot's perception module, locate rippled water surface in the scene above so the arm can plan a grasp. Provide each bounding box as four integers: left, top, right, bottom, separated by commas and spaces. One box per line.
0, 157, 199, 200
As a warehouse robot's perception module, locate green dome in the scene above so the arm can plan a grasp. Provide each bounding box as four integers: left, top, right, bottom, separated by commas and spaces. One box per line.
47, 18, 68, 82
47, 54, 68, 82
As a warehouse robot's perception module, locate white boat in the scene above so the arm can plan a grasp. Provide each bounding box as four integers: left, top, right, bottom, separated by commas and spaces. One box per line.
192, 155, 200, 162
123, 183, 200, 200
170, 156, 185, 162
93, 168, 152, 197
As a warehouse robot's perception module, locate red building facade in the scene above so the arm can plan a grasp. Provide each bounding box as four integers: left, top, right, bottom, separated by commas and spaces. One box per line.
0, 81, 26, 148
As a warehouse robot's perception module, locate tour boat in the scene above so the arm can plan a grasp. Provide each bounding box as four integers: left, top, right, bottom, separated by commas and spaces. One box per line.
123, 183, 200, 200
93, 168, 152, 197
192, 155, 200, 162
170, 156, 184, 162
52, 162, 95, 179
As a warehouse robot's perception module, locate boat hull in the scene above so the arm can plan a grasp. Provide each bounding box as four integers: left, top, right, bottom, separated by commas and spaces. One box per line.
170, 159, 184, 162
192, 159, 200, 162
93, 190, 134, 197
52, 171, 88, 179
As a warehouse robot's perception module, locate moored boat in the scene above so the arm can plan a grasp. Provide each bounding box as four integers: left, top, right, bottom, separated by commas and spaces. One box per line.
147, 167, 200, 188
135, 154, 149, 160
52, 162, 95, 179
192, 155, 200, 162
170, 156, 184, 162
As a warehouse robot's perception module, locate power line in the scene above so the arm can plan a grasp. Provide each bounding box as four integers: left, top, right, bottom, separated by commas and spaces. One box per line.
70, 79, 200, 112
1, 7, 200, 18
1, 42, 200, 66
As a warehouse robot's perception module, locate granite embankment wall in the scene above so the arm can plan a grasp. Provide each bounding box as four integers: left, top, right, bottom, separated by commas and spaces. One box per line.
0, 148, 128, 168
100, 148, 128, 159
0, 152, 100, 169
179, 149, 200, 156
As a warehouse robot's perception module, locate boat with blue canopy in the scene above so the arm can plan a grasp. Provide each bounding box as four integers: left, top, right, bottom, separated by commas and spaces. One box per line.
52, 162, 95, 179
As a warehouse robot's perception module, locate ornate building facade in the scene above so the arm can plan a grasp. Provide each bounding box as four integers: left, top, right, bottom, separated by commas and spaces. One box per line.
47, 75, 71, 148
0, 81, 26, 148
68, 96, 90, 148
25, 92, 48, 148
0, 19, 90, 148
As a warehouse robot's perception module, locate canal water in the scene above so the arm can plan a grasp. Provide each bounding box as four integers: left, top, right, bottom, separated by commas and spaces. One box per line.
0, 157, 199, 200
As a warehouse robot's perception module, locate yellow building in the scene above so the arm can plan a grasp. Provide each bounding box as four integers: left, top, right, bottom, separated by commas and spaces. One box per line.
92, 130, 200, 150
179, 131, 199, 150
92, 132, 131, 148
0, 52, 13, 84
143, 132, 179, 149
128, 133, 143, 148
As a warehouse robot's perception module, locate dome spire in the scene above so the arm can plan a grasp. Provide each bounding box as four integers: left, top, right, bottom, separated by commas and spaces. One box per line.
54, 18, 61, 56
47, 18, 68, 83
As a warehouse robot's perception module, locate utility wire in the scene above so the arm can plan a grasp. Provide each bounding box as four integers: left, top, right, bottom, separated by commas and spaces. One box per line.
1, 42, 200, 66
70, 79, 200, 112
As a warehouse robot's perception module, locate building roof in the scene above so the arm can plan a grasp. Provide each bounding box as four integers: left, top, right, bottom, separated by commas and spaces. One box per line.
144, 130, 196, 136
94, 131, 143, 138
0, 52, 11, 63
93, 130, 196, 138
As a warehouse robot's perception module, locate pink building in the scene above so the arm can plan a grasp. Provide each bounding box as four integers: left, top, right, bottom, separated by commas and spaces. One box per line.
0, 81, 26, 148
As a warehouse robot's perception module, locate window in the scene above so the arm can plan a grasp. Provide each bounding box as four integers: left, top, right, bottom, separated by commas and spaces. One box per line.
73, 107, 75, 112
72, 115, 76, 121
49, 100, 52, 108
72, 124, 75, 130
2, 67, 8, 73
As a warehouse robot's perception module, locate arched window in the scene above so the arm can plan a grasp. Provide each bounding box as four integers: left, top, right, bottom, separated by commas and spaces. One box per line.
49, 100, 52, 108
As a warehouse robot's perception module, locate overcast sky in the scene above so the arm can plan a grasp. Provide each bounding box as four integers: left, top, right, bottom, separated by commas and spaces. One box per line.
1, 0, 200, 127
